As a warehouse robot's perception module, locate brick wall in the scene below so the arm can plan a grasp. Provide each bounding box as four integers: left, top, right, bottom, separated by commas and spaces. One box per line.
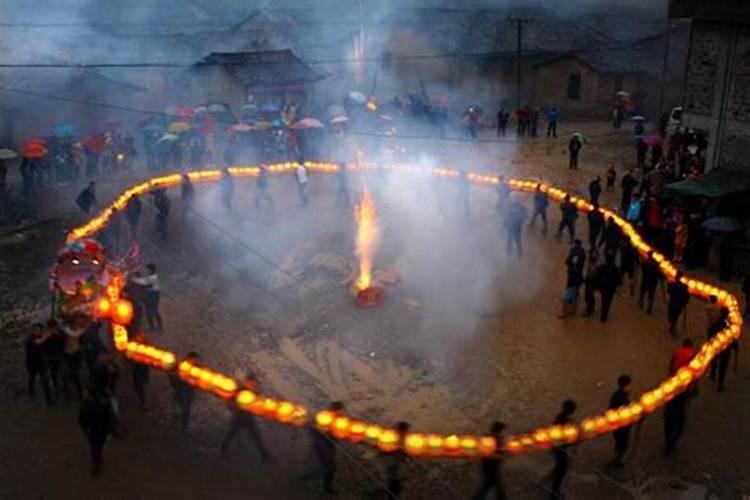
533, 58, 602, 118
727, 30, 750, 124
684, 25, 723, 116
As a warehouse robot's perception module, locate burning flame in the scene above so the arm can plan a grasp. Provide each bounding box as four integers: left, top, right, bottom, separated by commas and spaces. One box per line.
354, 187, 378, 291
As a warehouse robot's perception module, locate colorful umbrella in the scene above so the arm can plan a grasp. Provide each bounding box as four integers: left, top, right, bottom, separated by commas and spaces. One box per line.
54, 124, 76, 137
434, 95, 450, 107
643, 134, 664, 147
22, 142, 48, 158
168, 121, 191, 134
241, 104, 258, 115
83, 135, 106, 153
177, 106, 195, 120
349, 91, 367, 104
206, 103, 229, 113
290, 118, 324, 130
157, 133, 179, 143
379, 114, 393, 122
0, 149, 18, 160
230, 123, 252, 133
250, 121, 272, 130
330, 116, 350, 125
631, 115, 646, 121
194, 106, 208, 115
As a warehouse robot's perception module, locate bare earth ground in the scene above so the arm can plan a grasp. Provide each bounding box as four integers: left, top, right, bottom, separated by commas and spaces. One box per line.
1, 122, 749, 499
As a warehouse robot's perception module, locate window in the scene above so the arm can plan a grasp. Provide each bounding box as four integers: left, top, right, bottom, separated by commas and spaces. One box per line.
567, 73, 582, 100
614, 74, 624, 92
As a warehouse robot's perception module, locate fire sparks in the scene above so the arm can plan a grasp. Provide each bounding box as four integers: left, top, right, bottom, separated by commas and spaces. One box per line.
354, 187, 378, 291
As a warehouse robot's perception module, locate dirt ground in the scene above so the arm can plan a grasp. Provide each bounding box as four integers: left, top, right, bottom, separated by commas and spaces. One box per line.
1, 121, 749, 499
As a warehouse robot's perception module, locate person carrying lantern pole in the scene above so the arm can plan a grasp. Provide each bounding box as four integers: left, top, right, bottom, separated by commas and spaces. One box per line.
125, 194, 142, 240
220, 372, 271, 462
295, 162, 309, 206
639, 252, 661, 314
219, 168, 234, 211
180, 173, 194, 222
607, 375, 632, 467
305, 400, 345, 494
129, 332, 150, 410
383, 421, 411, 499
667, 272, 690, 335
597, 253, 620, 323
472, 421, 507, 500
255, 165, 273, 209
583, 249, 601, 318
505, 197, 527, 258
549, 399, 577, 499
78, 385, 114, 477
587, 203, 604, 249
556, 195, 578, 243
76, 181, 97, 215
170, 351, 199, 436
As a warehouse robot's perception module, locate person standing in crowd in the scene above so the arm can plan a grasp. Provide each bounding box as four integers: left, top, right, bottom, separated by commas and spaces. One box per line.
295, 162, 309, 206
705, 295, 721, 333
495, 176, 511, 214
583, 249, 601, 318
220, 168, 234, 210
620, 170, 639, 214
636, 138, 648, 169
125, 194, 142, 240
706, 307, 736, 392
601, 216, 623, 258
131, 263, 162, 332
663, 390, 689, 455
673, 213, 688, 263
670, 338, 695, 375
606, 164, 617, 192
79, 386, 114, 477
130, 332, 150, 410
619, 241, 638, 295
496, 106, 507, 137
505, 197, 526, 258
62, 315, 86, 401
180, 173, 195, 221
598, 255, 620, 323
588, 176, 602, 205
255, 165, 273, 209
336, 163, 350, 206
171, 351, 199, 436
546, 106, 559, 138
472, 421, 507, 500
383, 421, 410, 499
557, 195, 578, 243
608, 375, 632, 467
20, 156, 36, 201
76, 181, 97, 214
221, 372, 271, 461
43, 319, 64, 398
626, 192, 643, 225
587, 203, 604, 250
308, 401, 345, 494
153, 189, 170, 241
516, 106, 528, 137
529, 184, 549, 235
566, 239, 586, 277
530, 108, 540, 137
560, 254, 584, 319
26, 323, 52, 405
667, 272, 690, 335
568, 134, 583, 170
550, 399, 577, 499
639, 252, 661, 314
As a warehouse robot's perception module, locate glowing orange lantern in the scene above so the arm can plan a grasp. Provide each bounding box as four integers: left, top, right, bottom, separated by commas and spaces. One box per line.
478, 436, 497, 456
405, 433, 426, 455
315, 411, 335, 430
378, 429, 399, 452
365, 425, 382, 442
112, 299, 134, 325
348, 420, 367, 442
95, 297, 112, 318
331, 416, 351, 439
443, 434, 461, 453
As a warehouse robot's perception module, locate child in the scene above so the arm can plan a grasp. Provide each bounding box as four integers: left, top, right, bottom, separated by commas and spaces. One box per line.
606, 165, 617, 191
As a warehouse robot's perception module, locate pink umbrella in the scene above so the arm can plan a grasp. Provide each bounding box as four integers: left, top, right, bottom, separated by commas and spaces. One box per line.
290, 118, 324, 130
230, 123, 253, 133
644, 134, 664, 147
330, 116, 350, 125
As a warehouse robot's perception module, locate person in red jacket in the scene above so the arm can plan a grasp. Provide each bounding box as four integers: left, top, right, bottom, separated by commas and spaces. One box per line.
670, 338, 695, 375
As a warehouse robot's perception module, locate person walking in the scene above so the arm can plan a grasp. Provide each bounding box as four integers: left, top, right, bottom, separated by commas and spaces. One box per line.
383, 421, 410, 499
601, 217, 623, 258
607, 375, 632, 467
76, 181, 97, 214
587, 204, 604, 249
568, 134, 583, 170
639, 252, 661, 314
529, 184, 549, 235
557, 195, 578, 243
663, 390, 689, 455
606, 165, 616, 192
566, 239, 586, 276
295, 162, 309, 206
598, 255, 620, 322
43, 319, 64, 398
180, 173, 194, 221
560, 258, 584, 319
583, 250, 600, 317
131, 264, 162, 331
62, 316, 86, 401
221, 373, 271, 461
220, 168, 234, 210
496, 107, 507, 137
619, 241, 638, 295
336, 163, 350, 206
130, 332, 150, 410
153, 189, 170, 241
472, 421, 507, 500
495, 176, 511, 214
550, 399, 577, 499
308, 401, 345, 493
636, 138, 648, 169
255, 165, 273, 208
588, 176, 602, 205
26, 323, 52, 405
505, 198, 526, 258
620, 170, 639, 214
546, 106, 559, 138
667, 272, 690, 335
125, 195, 142, 240
669, 338, 695, 375
79, 386, 114, 477
171, 351, 199, 436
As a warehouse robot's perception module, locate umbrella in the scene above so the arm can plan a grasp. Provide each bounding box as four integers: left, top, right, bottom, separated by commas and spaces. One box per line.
141, 123, 164, 134
206, 103, 229, 113
330, 116, 350, 125
83, 135, 106, 153
616, 91, 631, 97
54, 124, 76, 137
259, 103, 280, 113
349, 91, 367, 104
290, 118, 324, 130
177, 106, 195, 120
631, 115, 646, 121
250, 121, 272, 130
434, 95, 450, 107
643, 134, 663, 147
194, 106, 208, 114
0, 148, 18, 160
168, 121, 191, 134
702, 216, 741, 232
22, 142, 48, 158
241, 104, 258, 115
327, 104, 346, 118
157, 133, 179, 143
379, 114, 393, 121
230, 123, 252, 133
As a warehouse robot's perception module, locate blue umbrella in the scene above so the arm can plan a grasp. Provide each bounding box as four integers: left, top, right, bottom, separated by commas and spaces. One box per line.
702, 216, 741, 232
260, 103, 280, 113
54, 124, 76, 137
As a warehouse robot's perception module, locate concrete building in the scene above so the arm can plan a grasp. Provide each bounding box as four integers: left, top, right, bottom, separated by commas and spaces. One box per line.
669, 0, 750, 170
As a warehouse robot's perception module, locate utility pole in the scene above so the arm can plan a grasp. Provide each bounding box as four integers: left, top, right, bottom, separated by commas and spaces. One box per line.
657, 21, 672, 118
508, 17, 531, 111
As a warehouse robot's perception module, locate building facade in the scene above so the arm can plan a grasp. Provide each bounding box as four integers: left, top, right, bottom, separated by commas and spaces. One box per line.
670, 0, 750, 170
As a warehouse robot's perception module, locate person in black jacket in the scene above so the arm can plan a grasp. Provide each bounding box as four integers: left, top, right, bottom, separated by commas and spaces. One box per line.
598, 255, 620, 322
550, 399, 577, 499
588, 204, 605, 249
79, 386, 114, 476
383, 421, 411, 499
308, 401, 345, 493
171, 351, 199, 435
529, 184, 549, 235
588, 176, 602, 205
568, 135, 583, 170
557, 195, 578, 243
583, 250, 601, 317
76, 181, 97, 214
26, 323, 52, 404
221, 372, 270, 461
667, 272, 690, 335
608, 375, 632, 467
125, 194, 142, 240
639, 252, 661, 314
472, 421, 507, 500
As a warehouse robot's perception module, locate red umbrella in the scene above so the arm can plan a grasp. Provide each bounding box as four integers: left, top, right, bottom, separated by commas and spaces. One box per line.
290, 118, 324, 130
83, 135, 106, 153
178, 106, 195, 120
230, 123, 253, 133
22, 141, 48, 159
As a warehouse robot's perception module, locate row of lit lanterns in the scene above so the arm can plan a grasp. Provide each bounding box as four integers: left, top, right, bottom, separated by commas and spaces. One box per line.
68, 163, 743, 458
